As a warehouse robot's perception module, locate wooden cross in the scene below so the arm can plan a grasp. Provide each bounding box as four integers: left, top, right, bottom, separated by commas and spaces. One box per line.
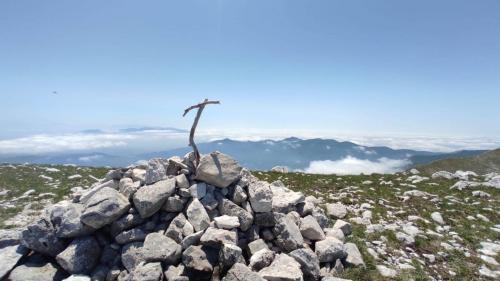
183, 98, 220, 166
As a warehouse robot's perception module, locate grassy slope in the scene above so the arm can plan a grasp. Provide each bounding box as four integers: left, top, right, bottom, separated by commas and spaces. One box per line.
0, 164, 108, 228
416, 149, 500, 174
255, 171, 500, 281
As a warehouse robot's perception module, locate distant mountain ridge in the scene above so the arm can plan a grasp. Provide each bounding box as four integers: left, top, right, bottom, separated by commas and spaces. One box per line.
0, 137, 490, 171
117, 127, 188, 133
147, 137, 488, 171
79, 127, 189, 134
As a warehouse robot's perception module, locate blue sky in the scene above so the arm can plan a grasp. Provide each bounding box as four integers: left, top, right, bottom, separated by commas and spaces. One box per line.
1, 0, 499, 150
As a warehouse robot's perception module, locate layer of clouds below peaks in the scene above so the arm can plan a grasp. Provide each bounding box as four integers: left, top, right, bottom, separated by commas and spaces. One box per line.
0, 133, 132, 154
0, 129, 188, 155
302, 157, 412, 175
0, 128, 499, 155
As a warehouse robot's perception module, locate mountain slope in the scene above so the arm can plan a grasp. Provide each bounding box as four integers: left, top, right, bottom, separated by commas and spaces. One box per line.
416, 148, 500, 174
149, 138, 486, 171
409, 149, 488, 165
145, 138, 425, 170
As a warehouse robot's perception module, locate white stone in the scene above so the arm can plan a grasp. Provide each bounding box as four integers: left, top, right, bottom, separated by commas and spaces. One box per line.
62, 275, 91, 281
376, 265, 397, 278
0, 245, 29, 279
299, 215, 325, 241
248, 181, 273, 213
480, 255, 499, 266
186, 199, 210, 232
214, 215, 240, 229
431, 212, 444, 225
259, 253, 303, 281
472, 190, 491, 198
476, 214, 490, 222
326, 203, 347, 219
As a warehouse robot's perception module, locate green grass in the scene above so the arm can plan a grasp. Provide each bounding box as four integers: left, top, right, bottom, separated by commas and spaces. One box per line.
0, 164, 108, 228
416, 148, 500, 174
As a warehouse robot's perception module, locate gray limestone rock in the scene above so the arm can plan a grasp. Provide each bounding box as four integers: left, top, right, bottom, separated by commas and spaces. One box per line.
121, 242, 146, 272
249, 249, 275, 271
315, 237, 346, 263
0, 244, 29, 279
290, 248, 320, 281
223, 263, 264, 281
133, 179, 176, 218
182, 245, 213, 275
219, 199, 253, 231
143, 233, 182, 264
344, 243, 365, 267
200, 227, 238, 248
248, 181, 273, 213
145, 159, 168, 185
129, 262, 163, 281
56, 237, 101, 274
186, 199, 211, 232
81, 187, 130, 229
273, 215, 304, 252
51, 202, 95, 238
259, 253, 303, 281
219, 243, 244, 273
21, 217, 67, 257
9, 256, 67, 281
299, 215, 325, 241
195, 152, 242, 188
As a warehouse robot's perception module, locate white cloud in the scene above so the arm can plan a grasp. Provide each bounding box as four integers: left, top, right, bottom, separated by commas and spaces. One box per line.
355, 145, 377, 155
339, 135, 500, 153
302, 156, 411, 175
0, 133, 133, 154
0, 129, 189, 155
78, 154, 104, 162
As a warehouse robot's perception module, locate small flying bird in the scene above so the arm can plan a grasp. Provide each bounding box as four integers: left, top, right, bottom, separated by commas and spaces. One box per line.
52, 91, 58, 95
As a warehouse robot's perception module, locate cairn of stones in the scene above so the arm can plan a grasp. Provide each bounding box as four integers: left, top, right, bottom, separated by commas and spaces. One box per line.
7, 151, 365, 281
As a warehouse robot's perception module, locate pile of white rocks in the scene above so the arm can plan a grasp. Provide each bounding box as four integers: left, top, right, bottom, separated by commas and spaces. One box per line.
1, 151, 364, 281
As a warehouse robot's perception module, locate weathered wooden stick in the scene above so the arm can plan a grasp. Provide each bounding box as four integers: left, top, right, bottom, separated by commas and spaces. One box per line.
183, 99, 220, 166
183, 99, 221, 117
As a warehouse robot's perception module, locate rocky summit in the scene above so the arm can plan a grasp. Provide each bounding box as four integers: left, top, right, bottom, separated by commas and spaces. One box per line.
0, 151, 365, 281
2, 155, 498, 281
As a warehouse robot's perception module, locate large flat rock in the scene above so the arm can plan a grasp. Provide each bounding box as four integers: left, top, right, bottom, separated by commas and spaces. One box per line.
55, 237, 101, 274
21, 217, 67, 257
9, 256, 68, 281
80, 187, 130, 229
195, 151, 242, 188
259, 253, 303, 281
133, 178, 176, 218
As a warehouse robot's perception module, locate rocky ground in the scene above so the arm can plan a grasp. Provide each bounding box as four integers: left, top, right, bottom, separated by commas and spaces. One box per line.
0, 164, 108, 228
0, 157, 498, 281
256, 169, 500, 280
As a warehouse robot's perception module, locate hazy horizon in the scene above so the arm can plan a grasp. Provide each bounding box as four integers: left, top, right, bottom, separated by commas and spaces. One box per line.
1, 126, 499, 157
